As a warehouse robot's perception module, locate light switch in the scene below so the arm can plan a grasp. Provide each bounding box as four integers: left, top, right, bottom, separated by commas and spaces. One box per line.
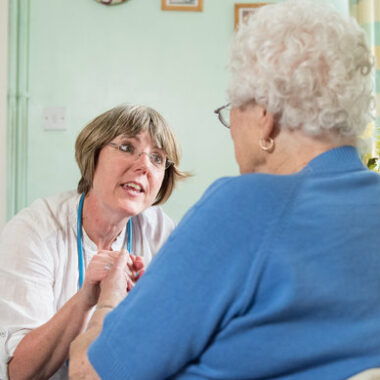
43, 107, 67, 131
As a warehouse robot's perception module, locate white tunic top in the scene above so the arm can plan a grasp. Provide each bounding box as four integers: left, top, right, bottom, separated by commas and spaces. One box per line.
0, 190, 175, 379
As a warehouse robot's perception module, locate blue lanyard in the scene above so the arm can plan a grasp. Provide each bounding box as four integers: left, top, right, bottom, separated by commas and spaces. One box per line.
76, 193, 132, 289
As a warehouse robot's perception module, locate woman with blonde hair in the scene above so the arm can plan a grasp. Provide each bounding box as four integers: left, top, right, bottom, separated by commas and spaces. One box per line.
0, 104, 187, 379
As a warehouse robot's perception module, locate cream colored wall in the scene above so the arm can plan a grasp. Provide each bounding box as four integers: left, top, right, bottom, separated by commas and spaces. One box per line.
0, 0, 8, 230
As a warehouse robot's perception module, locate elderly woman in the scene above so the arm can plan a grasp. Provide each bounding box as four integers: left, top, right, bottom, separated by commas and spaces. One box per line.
70, 1, 380, 379
0, 104, 187, 379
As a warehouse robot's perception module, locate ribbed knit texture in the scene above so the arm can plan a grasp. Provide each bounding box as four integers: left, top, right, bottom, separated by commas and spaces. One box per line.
89, 146, 380, 379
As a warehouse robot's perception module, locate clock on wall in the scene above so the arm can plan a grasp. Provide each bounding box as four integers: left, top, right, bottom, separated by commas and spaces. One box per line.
95, 0, 128, 5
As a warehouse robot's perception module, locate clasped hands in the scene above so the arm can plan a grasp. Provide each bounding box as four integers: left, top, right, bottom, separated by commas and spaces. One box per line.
80, 250, 145, 310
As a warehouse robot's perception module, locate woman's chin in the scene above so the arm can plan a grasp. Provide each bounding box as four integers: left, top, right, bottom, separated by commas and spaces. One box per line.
118, 201, 145, 218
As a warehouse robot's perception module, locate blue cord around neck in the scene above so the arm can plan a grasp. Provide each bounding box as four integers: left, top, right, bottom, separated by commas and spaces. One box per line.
76, 193, 132, 289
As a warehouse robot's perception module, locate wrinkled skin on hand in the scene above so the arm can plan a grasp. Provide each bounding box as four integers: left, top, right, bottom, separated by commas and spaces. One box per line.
98, 252, 146, 307
78, 250, 146, 309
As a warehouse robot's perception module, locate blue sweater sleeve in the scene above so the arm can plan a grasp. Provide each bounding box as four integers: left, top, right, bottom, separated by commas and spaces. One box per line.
88, 174, 299, 379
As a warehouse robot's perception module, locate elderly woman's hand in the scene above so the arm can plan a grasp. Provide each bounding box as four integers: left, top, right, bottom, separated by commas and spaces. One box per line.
79, 250, 120, 309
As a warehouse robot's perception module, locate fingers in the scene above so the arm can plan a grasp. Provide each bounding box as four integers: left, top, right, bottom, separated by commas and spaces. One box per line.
87, 251, 145, 294
94, 251, 123, 272
131, 255, 145, 270
127, 278, 134, 292
135, 269, 145, 281
84, 256, 115, 286
97, 251, 130, 306
104, 263, 112, 271
110, 250, 129, 274
97, 249, 119, 257
120, 248, 133, 266
124, 255, 145, 285
98, 251, 143, 273
128, 255, 144, 272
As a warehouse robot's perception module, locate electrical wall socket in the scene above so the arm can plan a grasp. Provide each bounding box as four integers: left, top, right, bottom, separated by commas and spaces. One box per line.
43, 106, 67, 131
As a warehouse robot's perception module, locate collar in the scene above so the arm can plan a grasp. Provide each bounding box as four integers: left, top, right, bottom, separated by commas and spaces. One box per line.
304, 145, 365, 174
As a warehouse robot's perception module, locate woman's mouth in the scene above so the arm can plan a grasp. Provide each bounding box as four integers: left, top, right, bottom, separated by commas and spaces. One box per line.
121, 182, 144, 193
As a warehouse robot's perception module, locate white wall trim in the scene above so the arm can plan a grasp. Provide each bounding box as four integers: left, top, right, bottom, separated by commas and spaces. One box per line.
0, 0, 9, 230
7, 0, 30, 220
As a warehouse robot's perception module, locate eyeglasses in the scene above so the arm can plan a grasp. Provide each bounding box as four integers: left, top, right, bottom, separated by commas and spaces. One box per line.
214, 103, 231, 129
108, 142, 173, 170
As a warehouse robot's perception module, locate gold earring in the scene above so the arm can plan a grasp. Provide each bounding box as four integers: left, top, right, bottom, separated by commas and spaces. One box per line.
259, 137, 274, 151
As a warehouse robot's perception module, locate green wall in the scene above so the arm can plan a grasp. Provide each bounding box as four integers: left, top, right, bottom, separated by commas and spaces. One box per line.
17, 0, 348, 222
0, 0, 8, 229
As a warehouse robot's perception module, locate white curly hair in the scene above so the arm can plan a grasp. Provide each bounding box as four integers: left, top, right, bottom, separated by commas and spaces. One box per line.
228, 0, 374, 139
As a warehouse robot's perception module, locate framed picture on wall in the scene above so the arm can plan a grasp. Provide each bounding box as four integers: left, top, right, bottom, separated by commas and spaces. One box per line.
161, 0, 203, 12
234, 3, 267, 29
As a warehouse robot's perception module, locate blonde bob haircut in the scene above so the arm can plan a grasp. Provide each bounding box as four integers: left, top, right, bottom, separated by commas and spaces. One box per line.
75, 104, 188, 205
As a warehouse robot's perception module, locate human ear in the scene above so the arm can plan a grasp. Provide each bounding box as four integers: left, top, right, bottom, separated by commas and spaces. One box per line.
259, 106, 275, 141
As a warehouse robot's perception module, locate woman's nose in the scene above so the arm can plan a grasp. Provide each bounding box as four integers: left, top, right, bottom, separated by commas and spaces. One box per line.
134, 152, 151, 172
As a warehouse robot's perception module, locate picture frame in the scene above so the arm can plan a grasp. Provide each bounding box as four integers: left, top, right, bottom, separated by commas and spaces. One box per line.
161, 0, 203, 12
234, 3, 267, 29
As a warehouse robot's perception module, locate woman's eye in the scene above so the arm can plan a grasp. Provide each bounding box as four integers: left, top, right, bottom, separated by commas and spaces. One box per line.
119, 143, 134, 153
151, 153, 164, 165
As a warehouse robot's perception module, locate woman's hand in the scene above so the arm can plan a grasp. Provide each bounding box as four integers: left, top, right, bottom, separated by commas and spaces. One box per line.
127, 255, 145, 291
69, 252, 132, 379
97, 251, 130, 308
69, 254, 146, 378
79, 250, 120, 309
